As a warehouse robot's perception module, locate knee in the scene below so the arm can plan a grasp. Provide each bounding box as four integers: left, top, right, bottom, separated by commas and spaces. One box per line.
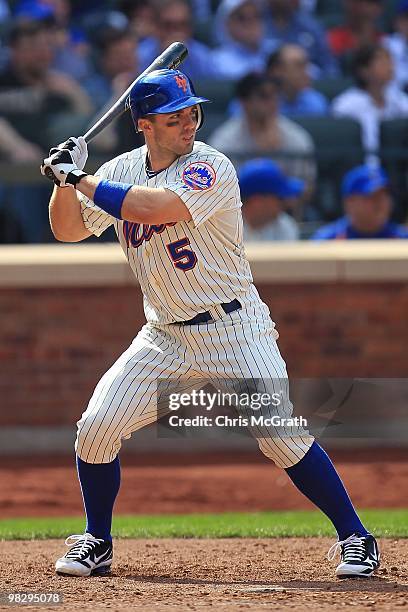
257, 435, 314, 469
75, 412, 123, 464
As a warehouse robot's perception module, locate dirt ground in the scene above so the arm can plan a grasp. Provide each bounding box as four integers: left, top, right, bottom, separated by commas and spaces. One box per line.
1, 538, 407, 612
0, 449, 407, 517
1, 450, 407, 611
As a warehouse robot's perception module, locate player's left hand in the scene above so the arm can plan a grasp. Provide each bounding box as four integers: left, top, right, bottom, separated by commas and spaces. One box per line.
41, 148, 87, 188
48, 136, 88, 170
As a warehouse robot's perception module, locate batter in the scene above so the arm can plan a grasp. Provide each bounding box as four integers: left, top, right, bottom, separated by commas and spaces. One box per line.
41, 69, 379, 580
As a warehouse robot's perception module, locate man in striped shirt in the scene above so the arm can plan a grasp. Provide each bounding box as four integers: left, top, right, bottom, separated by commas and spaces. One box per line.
41, 68, 380, 580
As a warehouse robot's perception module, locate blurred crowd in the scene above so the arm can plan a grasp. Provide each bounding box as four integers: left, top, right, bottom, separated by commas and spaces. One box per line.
0, 0, 408, 243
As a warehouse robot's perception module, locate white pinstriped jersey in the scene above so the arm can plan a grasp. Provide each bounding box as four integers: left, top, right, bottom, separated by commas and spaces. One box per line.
79, 141, 261, 325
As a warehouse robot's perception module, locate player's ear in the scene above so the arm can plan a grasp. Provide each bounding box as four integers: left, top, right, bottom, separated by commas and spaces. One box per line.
138, 117, 154, 134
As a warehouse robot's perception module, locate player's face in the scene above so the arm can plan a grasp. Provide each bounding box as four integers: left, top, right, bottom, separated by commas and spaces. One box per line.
346, 188, 391, 234
145, 106, 199, 157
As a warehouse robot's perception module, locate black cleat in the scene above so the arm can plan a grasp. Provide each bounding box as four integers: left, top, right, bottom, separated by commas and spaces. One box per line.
55, 533, 113, 577
328, 532, 380, 578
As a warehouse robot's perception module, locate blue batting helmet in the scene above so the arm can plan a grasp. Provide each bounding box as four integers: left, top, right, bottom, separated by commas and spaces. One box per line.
126, 68, 210, 131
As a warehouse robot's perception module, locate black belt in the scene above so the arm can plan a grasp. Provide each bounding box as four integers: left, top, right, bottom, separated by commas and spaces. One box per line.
177, 299, 242, 325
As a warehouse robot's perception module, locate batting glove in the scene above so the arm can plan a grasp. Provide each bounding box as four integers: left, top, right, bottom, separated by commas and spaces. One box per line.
41, 148, 88, 188
48, 136, 88, 170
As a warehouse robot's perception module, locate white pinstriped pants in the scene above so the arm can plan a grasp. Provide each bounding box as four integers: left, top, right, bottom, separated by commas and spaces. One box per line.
75, 302, 314, 468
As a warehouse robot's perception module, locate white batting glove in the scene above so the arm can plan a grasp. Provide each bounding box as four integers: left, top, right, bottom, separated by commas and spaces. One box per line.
48, 136, 88, 170
41, 148, 87, 187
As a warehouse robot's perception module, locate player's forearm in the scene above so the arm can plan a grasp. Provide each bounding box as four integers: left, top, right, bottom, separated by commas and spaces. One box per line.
49, 186, 91, 242
76, 175, 190, 224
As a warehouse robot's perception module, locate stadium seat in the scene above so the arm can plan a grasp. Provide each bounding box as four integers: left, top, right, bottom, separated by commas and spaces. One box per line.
380, 119, 408, 222
292, 117, 364, 218
315, 0, 344, 28
317, 13, 344, 29
315, 0, 342, 17
195, 80, 237, 113
380, 118, 408, 157
380, 0, 400, 33
195, 81, 237, 141
314, 77, 354, 101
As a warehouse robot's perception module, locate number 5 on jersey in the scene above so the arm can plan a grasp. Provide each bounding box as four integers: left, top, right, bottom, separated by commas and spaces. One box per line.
167, 237, 197, 271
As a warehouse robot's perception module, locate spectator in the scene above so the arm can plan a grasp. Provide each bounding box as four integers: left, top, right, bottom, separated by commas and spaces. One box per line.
0, 20, 93, 243
118, 0, 156, 42
239, 158, 302, 241
0, 19, 93, 149
331, 44, 408, 158
264, 0, 338, 77
0, 0, 10, 71
383, 0, 408, 90
84, 25, 142, 154
299, 0, 317, 11
138, 0, 218, 80
0, 116, 42, 162
13, 0, 92, 81
208, 72, 316, 195
0, 0, 9, 21
0, 116, 50, 243
45, 0, 92, 81
328, 0, 383, 59
312, 165, 408, 240
69, 0, 112, 21
212, 0, 276, 80
267, 44, 329, 117
85, 26, 137, 111
190, 0, 214, 23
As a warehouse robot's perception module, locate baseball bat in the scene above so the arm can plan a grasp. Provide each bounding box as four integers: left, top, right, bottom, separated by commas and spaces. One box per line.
83, 41, 188, 143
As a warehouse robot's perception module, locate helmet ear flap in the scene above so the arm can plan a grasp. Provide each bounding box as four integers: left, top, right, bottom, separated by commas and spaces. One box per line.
186, 76, 204, 131
196, 104, 204, 131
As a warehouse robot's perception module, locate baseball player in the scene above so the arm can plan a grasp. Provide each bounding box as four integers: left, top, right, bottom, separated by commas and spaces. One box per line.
41, 69, 379, 579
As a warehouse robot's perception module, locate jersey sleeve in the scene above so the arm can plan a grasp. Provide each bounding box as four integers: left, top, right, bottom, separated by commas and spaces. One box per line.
78, 162, 115, 237
164, 154, 240, 227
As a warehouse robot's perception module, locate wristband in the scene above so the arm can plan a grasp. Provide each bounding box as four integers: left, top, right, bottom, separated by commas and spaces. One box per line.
93, 179, 133, 219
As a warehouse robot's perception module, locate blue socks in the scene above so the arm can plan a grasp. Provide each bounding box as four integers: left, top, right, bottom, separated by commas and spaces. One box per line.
76, 455, 121, 541
285, 442, 369, 540
76, 443, 367, 543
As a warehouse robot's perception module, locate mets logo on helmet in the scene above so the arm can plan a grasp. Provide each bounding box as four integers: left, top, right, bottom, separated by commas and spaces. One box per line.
175, 75, 188, 92
182, 162, 217, 190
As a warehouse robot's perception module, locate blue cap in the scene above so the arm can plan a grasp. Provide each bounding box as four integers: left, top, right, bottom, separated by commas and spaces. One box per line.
397, 0, 408, 15
127, 69, 209, 130
14, 1, 55, 21
342, 165, 389, 197
238, 158, 305, 200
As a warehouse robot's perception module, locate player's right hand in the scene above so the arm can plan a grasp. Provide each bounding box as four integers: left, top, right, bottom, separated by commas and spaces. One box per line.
48, 136, 88, 170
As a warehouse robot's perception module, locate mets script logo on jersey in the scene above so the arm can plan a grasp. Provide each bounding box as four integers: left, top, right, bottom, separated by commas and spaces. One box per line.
175, 75, 188, 92
123, 221, 176, 248
182, 162, 216, 191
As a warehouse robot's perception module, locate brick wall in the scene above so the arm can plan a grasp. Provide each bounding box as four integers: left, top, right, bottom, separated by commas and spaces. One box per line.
1, 281, 408, 427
